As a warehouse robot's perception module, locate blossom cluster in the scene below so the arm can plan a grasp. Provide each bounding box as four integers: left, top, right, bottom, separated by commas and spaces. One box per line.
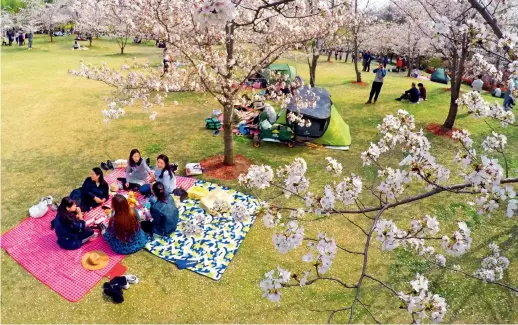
473, 243, 510, 282
398, 273, 448, 324
303, 232, 337, 274
259, 267, 291, 303
457, 91, 515, 125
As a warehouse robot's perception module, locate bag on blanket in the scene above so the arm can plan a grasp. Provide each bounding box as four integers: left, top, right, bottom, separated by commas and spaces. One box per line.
205, 117, 221, 130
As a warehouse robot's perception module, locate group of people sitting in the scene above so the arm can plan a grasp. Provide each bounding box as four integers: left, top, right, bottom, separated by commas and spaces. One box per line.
395, 82, 427, 103
51, 149, 180, 255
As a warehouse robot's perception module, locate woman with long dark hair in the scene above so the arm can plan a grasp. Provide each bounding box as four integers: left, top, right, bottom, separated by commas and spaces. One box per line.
70, 167, 109, 212
117, 148, 152, 191
140, 154, 176, 196
146, 182, 179, 236
51, 197, 95, 250
101, 194, 148, 254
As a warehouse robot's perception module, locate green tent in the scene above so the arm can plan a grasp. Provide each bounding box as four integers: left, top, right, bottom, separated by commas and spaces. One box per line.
431, 68, 449, 84
275, 87, 351, 148
265, 64, 297, 84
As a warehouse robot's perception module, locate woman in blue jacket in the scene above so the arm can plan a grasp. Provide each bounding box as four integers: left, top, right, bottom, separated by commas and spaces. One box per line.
70, 167, 109, 212
141, 182, 179, 237
51, 197, 95, 250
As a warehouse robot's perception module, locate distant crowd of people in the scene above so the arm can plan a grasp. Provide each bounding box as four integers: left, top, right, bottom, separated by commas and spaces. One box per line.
2, 30, 33, 49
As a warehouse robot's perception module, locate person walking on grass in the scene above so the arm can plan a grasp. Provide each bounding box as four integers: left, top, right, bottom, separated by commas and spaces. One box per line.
366, 63, 387, 104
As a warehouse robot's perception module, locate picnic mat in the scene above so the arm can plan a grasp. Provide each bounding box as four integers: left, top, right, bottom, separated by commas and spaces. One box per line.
145, 180, 259, 280
1, 168, 196, 302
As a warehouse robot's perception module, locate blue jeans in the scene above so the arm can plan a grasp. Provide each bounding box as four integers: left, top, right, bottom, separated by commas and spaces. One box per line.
503, 93, 514, 111
28, 39, 32, 49
139, 184, 152, 196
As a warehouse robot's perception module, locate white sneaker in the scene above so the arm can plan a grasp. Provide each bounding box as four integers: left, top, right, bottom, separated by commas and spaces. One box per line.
124, 274, 139, 284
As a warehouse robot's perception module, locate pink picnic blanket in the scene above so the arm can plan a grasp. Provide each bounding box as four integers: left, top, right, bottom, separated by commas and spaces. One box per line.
1, 168, 196, 302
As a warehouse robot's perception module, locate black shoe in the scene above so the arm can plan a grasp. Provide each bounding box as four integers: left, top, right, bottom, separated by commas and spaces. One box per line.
107, 160, 114, 170
395, 98, 402, 101
145, 158, 150, 166
171, 163, 178, 173
100, 162, 109, 171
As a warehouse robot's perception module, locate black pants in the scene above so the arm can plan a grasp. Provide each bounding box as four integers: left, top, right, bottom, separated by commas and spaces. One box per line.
140, 220, 153, 234
117, 178, 141, 191
369, 81, 383, 102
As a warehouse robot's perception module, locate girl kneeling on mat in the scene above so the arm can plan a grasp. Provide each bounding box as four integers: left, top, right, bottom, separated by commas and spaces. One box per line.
140, 154, 176, 196
118, 148, 152, 191
51, 197, 96, 250
99, 194, 148, 255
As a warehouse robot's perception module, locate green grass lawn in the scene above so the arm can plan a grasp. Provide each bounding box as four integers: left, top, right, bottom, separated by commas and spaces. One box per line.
2, 35, 517, 323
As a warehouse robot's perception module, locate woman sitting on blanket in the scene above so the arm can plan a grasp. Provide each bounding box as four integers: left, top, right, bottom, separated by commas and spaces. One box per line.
117, 148, 152, 191
70, 167, 109, 212
140, 154, 176, 196
99, 194, 149, 254
51, 197, 96, 250
148, 182, 179, 236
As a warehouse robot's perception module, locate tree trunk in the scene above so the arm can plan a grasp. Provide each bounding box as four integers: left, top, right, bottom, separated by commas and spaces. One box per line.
353, 0, 361, 82
327, 51, 332, 62
49, 30, 53, 42
442, 44, 467, 130
345, 51, 350, 62
120, 46, 124, 54
353, 37, 361, 82
309, 54, 319, 87
89, 38, 92, 47
223, 103, 235, 166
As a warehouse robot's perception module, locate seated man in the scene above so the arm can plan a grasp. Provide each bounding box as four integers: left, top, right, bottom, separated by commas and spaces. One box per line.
410, 68, 420, 78
492, 85, 503, 98
73, 40, 80, 50
396, 82, 420, 103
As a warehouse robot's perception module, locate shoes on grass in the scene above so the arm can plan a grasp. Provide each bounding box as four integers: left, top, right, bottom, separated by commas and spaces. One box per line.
107, 160, 114, 170
100, 162, 109, 171
124, 274, 139, 284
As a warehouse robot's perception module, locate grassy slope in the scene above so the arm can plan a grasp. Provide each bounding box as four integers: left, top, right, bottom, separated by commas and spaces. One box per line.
1, 35, 517, 323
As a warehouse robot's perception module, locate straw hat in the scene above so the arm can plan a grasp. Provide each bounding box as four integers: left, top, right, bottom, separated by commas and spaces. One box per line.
81, 250, 109, 271
109, 183, 119, 196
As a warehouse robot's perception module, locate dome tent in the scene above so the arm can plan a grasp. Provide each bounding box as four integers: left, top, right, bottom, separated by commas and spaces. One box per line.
276, 87, 351, 149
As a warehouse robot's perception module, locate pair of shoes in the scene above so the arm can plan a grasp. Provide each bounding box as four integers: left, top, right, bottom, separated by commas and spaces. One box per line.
100, 160, 114, 171
365, 101, 372, 104
40, 196, 53, 206
170, 163, 179, 173
103, 276, 128, 303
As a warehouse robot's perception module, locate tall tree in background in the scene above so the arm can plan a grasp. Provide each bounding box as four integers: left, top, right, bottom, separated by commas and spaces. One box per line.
71, 0, 347, 166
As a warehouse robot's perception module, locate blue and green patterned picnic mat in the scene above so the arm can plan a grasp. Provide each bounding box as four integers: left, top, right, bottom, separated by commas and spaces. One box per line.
145, 180, 259, 280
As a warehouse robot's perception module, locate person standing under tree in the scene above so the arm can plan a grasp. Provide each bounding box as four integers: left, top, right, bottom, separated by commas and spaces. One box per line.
366, 63, 387, 104
27, 32, 33, 50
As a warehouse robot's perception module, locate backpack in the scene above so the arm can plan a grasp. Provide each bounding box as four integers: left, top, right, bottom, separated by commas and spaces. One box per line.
205, 117, 221, 130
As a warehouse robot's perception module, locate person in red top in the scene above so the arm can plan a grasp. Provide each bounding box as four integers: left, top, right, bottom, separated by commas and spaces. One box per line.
396, 57, 403, 73
418, 83, 427, 101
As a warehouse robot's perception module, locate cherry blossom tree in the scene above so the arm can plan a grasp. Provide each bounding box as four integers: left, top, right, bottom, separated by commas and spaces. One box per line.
344, 0, 372, 82
19, 0, 74, 42
390, 0, 518, 130
237, 105, 518, 323
71, 0, 347, 166
73, 0, 108, 47
229, 24, 518, 323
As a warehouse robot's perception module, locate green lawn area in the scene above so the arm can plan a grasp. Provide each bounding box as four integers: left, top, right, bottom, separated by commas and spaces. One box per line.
2, 35, 517, 323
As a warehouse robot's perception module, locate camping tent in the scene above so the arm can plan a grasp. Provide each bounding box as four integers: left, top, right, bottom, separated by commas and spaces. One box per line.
265, 64, 297, 84
276, 87, 351, 147
431, 68, 449, 84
